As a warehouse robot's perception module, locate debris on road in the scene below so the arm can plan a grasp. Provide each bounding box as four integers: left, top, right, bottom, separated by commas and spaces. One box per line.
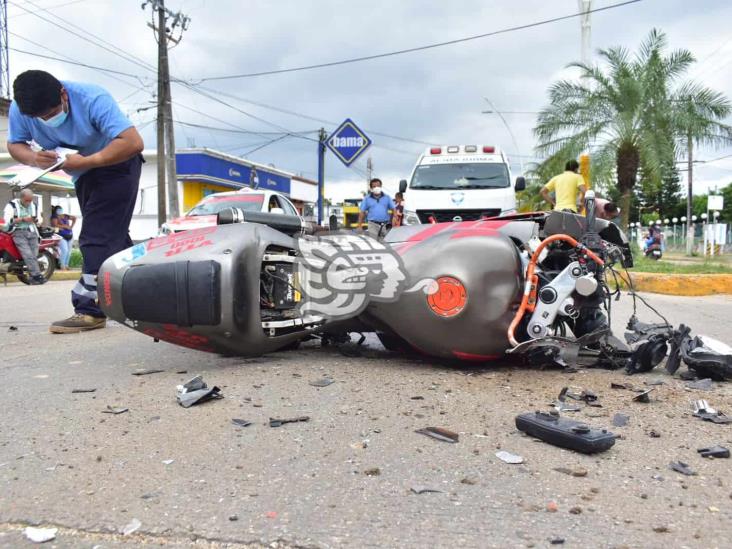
24, 526, 57, 543
415, 426, 459, 443
102, 406, 128, 415
176, 375, 223, 408
692, 400, 732, 424
645, 379, 665, 386
516, 411, 616, 454
410, 485, 442, 494
633, 388, 654, 403
559, 386, 600, 405
309, 378, 335, 387
669, 461, 696, 476
269, 416, 310, 427
363, 467, 381, 476
232, 419, 252, 428
546, 500, 559, 512
162, 459, 174, 465
697, 445, 730, 459
495, 450, 524, 464
350, 440, 368, 449
685, 378, 713, 391
71, 388, 96, 393
553, 467, 588, 477
612, 413, 630, 427
8, 325, 17, 331
121, 518, 141, 536
611, 382, 630, 390
131, 368, 165, 376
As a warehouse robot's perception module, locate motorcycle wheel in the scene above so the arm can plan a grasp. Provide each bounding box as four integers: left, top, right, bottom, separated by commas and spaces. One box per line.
17, 250, 55, 284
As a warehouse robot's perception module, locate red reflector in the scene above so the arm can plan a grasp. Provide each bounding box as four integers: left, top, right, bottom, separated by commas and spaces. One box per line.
483, 146, 495, 153
430, 147, 442, 155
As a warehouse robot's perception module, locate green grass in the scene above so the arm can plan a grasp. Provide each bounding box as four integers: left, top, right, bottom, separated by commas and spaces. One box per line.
630, 253, 732, 274
69, 248, 83, 269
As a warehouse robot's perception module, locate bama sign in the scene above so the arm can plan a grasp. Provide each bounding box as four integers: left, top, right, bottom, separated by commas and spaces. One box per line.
326, 118, 372, 166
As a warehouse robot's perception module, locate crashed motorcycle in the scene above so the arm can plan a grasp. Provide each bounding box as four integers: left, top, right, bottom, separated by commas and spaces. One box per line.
98, 195, 732, 379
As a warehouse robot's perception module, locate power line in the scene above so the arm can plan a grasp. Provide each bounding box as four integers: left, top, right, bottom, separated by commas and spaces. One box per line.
9, 45, 145, 80
8, 0, 85, 17
174, 119, 317, 136
199, 0, 643, 81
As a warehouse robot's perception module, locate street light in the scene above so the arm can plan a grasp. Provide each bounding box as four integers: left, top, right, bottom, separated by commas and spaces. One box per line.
681, 216, 687, 222
713, 211, 720, 219
672, 217, 678, 224
664, 218, 670, 224
692, 215, 698, 222
701, 213, 708, 220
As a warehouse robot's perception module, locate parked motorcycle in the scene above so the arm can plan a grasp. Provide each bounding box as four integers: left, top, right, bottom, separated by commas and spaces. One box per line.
0, 228, 60, 284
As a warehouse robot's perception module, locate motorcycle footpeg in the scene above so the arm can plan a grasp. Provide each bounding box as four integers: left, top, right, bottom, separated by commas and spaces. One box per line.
515, 411, 617, 454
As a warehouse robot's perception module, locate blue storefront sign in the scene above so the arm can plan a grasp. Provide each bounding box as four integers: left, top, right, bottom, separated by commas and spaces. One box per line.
326, 119, 372, 166
176, 150, 291, 194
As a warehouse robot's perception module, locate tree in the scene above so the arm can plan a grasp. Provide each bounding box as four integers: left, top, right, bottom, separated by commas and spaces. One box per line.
533, 29, 732, 230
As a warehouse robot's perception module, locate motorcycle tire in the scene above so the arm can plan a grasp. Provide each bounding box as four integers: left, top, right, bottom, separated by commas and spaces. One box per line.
17, 250, 55, 285
377, 332, 411, 353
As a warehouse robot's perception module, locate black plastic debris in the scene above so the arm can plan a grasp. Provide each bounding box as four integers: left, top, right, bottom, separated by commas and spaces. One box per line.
71, 388, 96, 393
232, 419, 252, 428
176, 375, 223, 408
692, 400, 732, 424
685, 378, 713, 391
697, 446, 730, 459
309, 378, 335, 387
132, 368, 165, 376
415, 427, 459, 443
611, 382, 630, 390
102, 406, 128, 415
410, 486, 442, 494
669, 461, 696, 476
515, 411, 616, 454
269, 416, 309, 427
612, 413, 630, 427
8, 326, 17, 331
633, 388, 654, 403
411, 396, 425, 400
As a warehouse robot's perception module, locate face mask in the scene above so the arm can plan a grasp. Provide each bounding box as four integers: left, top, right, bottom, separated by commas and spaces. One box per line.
57, 209, 64, 215
372, 187, 382, 195
40, 100, 68, 128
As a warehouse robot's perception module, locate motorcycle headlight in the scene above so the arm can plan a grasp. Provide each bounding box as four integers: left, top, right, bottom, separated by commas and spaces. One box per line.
403, 210, 421, 225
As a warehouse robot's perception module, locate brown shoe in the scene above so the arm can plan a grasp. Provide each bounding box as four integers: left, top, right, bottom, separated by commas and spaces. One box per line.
49, 314, 107, 334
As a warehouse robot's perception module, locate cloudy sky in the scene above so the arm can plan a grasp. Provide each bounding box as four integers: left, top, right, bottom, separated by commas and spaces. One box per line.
7, 0, 732, 202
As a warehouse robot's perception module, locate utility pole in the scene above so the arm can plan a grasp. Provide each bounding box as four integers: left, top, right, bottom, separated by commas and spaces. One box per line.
578, 0, 592, 65
142, 0, 190, 225
686, 133, 694, 256
317, 128, 327, 226
0, 0, 9, 98
366, 156, 373, 185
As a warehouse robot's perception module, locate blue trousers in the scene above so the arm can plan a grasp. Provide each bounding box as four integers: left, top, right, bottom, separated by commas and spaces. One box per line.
58, 237, 71, 268
72, 155, 141, 317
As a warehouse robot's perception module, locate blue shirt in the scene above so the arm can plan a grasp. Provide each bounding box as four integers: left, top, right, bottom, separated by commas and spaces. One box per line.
359, 193, 395, 222
8, 81, 133, 180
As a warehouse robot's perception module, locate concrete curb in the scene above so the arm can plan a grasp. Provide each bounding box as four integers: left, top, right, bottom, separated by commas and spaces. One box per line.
626, 272, 732, 296
4, 270, 80, 284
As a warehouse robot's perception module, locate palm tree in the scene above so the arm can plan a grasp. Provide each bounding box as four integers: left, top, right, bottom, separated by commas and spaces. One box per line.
533, 29, 732, 229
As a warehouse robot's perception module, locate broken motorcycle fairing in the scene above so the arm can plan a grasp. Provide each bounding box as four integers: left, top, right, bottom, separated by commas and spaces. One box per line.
99, 196, 635, 361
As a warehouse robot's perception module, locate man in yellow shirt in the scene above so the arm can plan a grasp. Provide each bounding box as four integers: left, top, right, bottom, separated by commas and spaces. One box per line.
540, 160, 587, 212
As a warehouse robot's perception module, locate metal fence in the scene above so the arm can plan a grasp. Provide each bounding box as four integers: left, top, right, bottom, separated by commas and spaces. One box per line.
627, 224, 731, 255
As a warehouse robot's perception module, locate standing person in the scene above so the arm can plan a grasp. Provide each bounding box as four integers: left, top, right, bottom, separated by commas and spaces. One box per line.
391, 192, 405, 228
7, 70, 144, 333
2, 188, 44, 284
540, 160, 587, 213
51, 205, 76, 270
357, 178, 395, 239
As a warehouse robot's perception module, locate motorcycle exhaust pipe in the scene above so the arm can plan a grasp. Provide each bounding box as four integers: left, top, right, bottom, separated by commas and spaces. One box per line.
217, 207, 304, 236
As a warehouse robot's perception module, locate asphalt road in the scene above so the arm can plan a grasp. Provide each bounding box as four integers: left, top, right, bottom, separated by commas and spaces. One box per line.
1, 281, 732, 548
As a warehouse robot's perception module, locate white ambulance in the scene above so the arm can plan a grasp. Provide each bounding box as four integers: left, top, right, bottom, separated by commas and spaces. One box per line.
399, 145, 525, 224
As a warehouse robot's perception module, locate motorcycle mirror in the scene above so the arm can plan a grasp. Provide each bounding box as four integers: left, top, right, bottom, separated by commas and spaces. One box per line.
399, 179, 408, 194
515, 176, 526, 191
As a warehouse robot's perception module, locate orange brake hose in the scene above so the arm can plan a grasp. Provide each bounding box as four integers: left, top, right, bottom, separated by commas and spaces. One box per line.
507, 234, 605, 347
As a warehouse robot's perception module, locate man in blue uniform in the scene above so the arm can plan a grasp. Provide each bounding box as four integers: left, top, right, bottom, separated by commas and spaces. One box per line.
357, 178, 395, 239
7, 70, 144, 333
